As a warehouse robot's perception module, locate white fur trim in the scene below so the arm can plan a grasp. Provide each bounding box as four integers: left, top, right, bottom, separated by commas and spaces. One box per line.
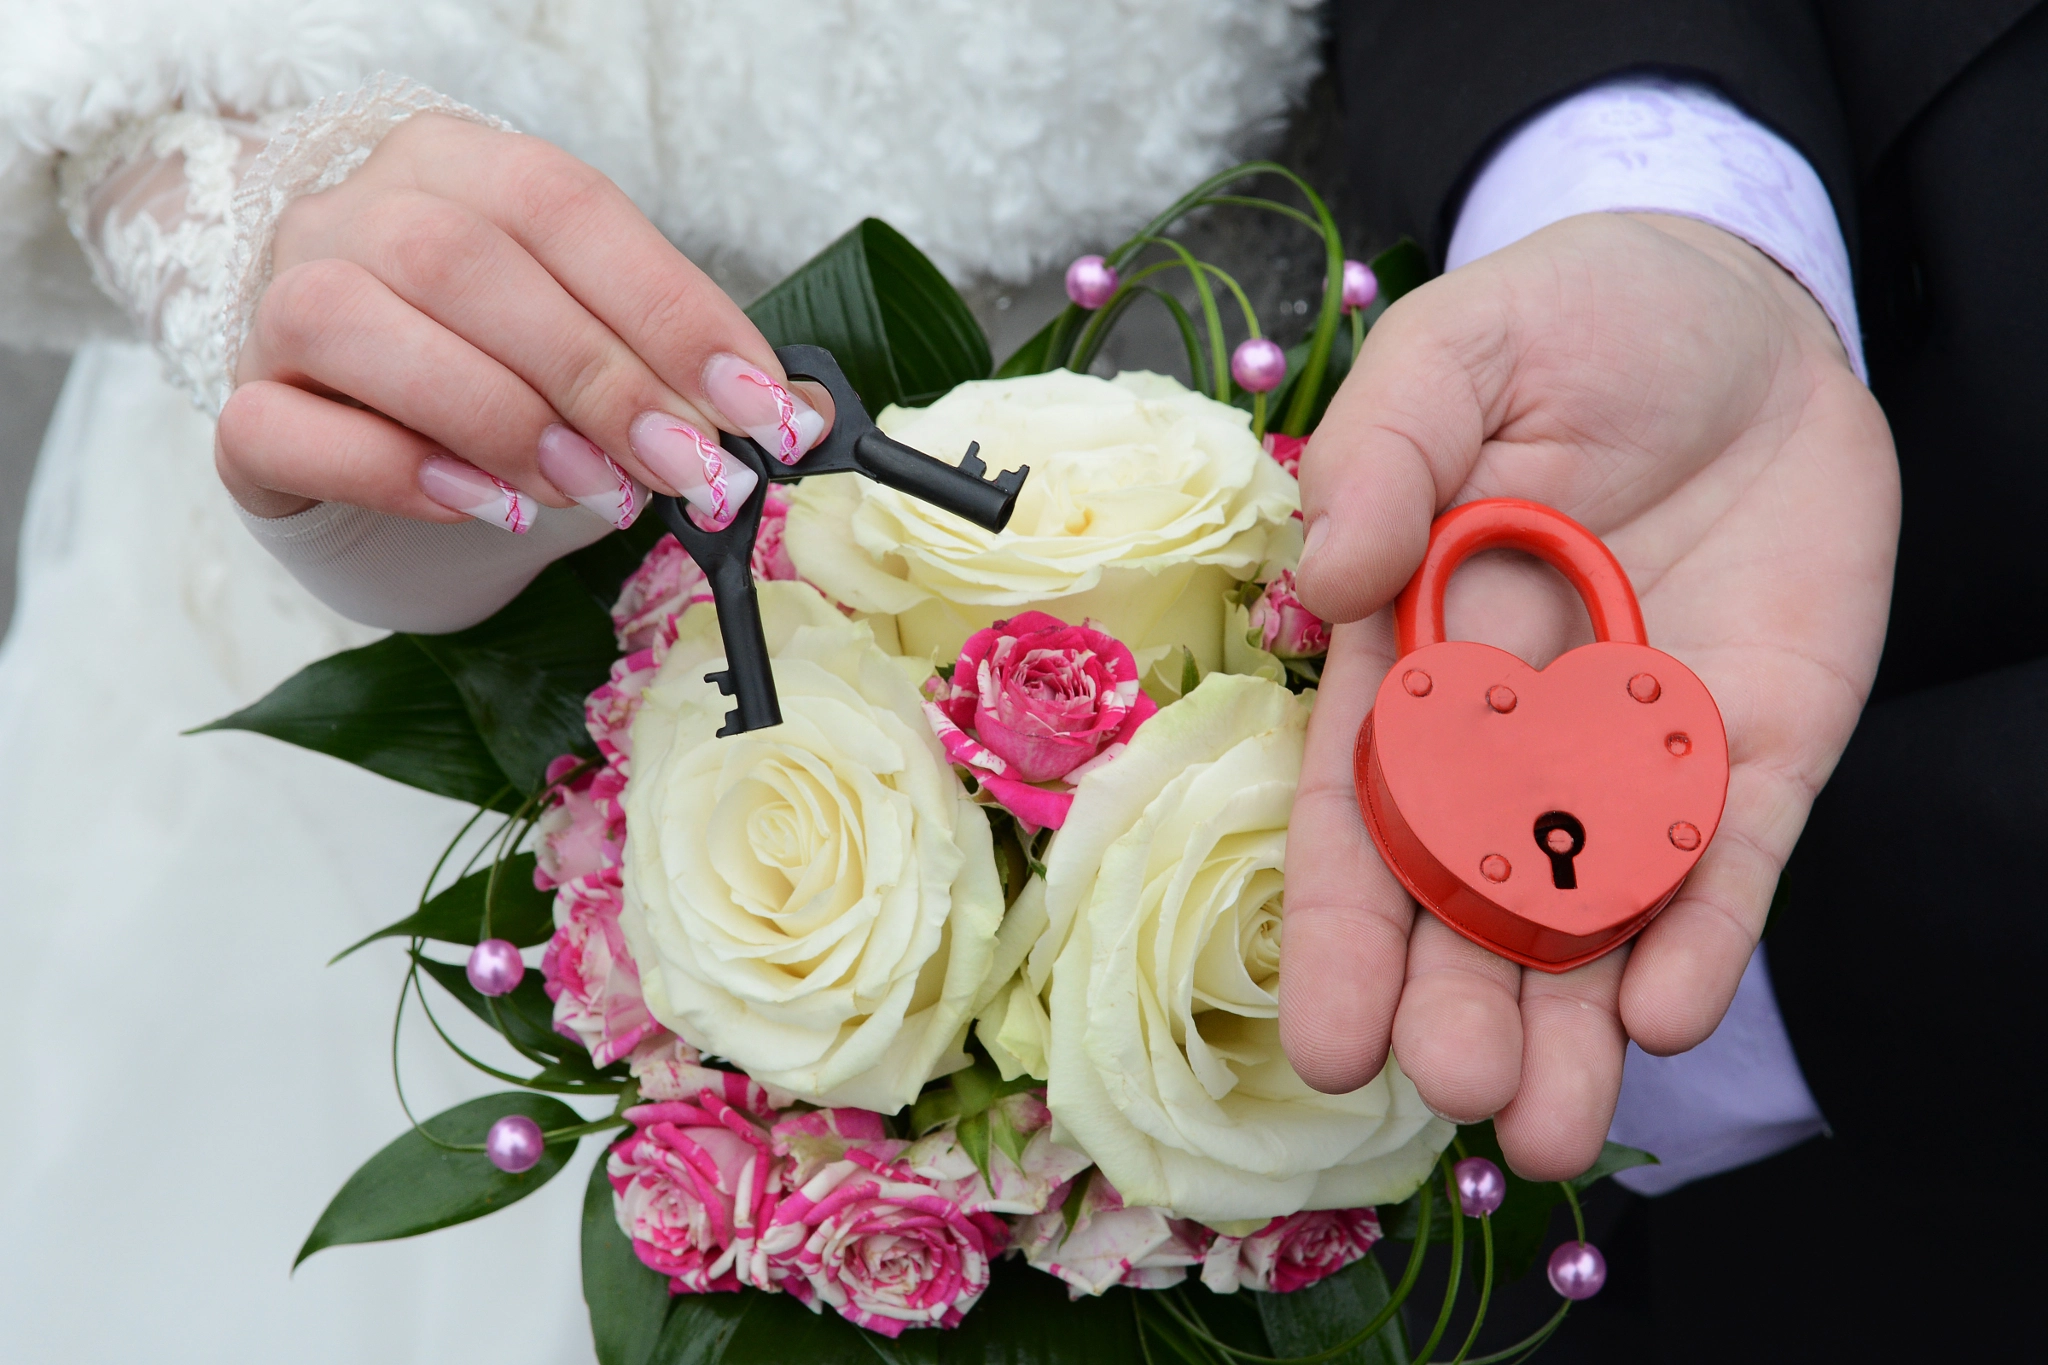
0, 0, 1322, 348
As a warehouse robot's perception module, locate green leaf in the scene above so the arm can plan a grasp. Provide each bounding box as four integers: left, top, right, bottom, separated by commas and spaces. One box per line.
410, 563, 618, 794
647, 1289, 753, 1365
861, 219, 992, 405
415, 952, 607, 1074
334, 854, 555, 962
583, 1157, 673, 1365
1572, 1141, 1658, 1191
1255, 1253, 1409, 1365
1179, 647, 1200, 698
748, 218, 989, 416
867, 1258, 1146, 1364
993, 313, 1067, 379
956, 1111, 994, 1187
711, 1290, 875, 1365
296, 1092, 580, 1266
195, 633, 516, 811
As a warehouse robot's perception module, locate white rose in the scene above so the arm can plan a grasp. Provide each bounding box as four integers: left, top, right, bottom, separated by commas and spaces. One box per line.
995, 673, 1452, 1224
786, 370, 1300, 672
618, 582, 1005, 1113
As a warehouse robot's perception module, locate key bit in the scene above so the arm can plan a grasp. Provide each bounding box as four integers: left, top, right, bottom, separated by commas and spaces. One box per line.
648, 344, 1031, 735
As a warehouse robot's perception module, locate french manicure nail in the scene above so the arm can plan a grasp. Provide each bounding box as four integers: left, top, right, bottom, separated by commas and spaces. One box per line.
701, 353, 826, 465
537, 423, 646, 529
418, 455, 534, 534
628, 411, 758, 530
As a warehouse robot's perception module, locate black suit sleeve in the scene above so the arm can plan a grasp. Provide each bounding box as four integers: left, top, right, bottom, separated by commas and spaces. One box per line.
1330, 0, 1855, 265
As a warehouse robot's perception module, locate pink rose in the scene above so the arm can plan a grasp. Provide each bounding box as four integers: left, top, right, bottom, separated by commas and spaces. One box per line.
1262, 432, 1307, 480
533, 755, 624, 890
751, 484, 798, 582
608, 1094, 785, 1294
923, 612, 1156, 831
1015, 1174, 1212, 1297
585, 648, 660, 770
1199, 1208, 1383, 1295
541, 868, 659, 1066
751, 1148, 1007, 1336
610, 488, 800, 652
770, 1107, 903, 1185
899, 1092, 1091, 1217
612, 536, 712, 653
628, 1035, 794, 1114
1247, 570, 1330, 658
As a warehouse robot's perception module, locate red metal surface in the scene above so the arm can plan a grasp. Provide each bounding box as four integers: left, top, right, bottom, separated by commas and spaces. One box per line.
1354, 499, 1731, 972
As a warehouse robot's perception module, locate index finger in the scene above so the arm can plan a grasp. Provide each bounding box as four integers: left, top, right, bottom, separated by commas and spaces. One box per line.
1278, 613, 1417, 1094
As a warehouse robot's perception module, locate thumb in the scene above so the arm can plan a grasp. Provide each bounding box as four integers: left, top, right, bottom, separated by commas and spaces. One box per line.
1293, 273, 1512, 624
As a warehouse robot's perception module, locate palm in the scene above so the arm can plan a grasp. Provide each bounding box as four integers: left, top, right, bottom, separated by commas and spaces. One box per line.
1279, 214, 1897, 1177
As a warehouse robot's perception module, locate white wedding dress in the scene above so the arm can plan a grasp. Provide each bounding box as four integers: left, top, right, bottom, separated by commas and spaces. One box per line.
0, 3, 1319, 1359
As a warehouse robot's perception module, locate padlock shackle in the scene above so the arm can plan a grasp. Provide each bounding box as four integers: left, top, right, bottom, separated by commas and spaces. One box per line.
1395, 499, 1647, 656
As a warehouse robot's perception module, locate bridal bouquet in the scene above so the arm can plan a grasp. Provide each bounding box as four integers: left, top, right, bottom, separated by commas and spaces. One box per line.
211, 165, 1649, 1364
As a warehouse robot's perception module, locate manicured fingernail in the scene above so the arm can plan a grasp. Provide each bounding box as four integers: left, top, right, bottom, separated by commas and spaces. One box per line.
628, 411, 758, 530
418, 455, 533, 533
1299, 515, 1329, 570
537, 423, 645, 529
701, 353, 825, 465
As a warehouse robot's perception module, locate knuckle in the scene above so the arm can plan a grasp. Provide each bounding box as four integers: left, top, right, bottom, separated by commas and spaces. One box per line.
375, 198, 492, 299
500, 142, 615, 238
257, 259, 373, 358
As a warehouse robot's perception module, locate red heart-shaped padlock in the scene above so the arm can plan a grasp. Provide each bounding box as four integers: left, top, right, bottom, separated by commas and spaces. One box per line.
1353, 499, 1729, 972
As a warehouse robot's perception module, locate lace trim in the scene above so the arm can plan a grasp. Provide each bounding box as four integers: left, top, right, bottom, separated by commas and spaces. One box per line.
59, 111, 271, 410
219, 74, 514, 413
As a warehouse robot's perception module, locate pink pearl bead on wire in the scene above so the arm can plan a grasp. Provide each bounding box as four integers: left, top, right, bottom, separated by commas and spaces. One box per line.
1232, 338, 1287, 393
466, 938, 525, 997
486, 1115, 546, 1174
1548, 1240, 1607, 1299
1341, 259, 1380, 312
1454, 1156, 1506, 1217
1065, 255, 1119, 310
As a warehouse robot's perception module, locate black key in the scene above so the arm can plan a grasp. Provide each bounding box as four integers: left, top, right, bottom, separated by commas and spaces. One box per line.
647, 345, 1029, 735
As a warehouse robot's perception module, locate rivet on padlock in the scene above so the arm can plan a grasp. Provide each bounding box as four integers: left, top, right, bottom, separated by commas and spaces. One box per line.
1352, 499, 1731, 972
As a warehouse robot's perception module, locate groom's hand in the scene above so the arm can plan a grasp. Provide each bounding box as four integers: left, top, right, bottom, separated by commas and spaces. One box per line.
1277, 214, 1897, 1179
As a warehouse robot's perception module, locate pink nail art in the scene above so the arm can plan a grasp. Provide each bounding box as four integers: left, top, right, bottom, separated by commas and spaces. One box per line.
702, 353, 826, 466
537, 424, 645, 529
418, 455, 534, 534
628, 411, 760, 530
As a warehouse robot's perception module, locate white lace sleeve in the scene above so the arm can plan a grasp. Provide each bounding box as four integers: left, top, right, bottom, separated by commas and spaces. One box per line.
58, 75, 607, 635
59, 74, 511, 414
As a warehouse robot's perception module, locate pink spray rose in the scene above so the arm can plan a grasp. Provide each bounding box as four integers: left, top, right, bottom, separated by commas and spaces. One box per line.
750, 1147, 1008, 1336
923, 612, 1156, 831
1199, 1207, 1383, 1295
541, 867, 659, 1066
585, 648, 661, 770
1014, 1173, 1213, 1297
610, 487, 800, 652
1247, 570, 1330, 658
533, 755, 624, 890
770, 1107, 903, 1185
628, 1035, 795, 1113
898, 1092, 1091, 1217
608, 1093, 785, 1294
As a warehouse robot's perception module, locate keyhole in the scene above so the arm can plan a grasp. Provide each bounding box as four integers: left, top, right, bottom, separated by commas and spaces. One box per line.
1533, 811, 1585, 890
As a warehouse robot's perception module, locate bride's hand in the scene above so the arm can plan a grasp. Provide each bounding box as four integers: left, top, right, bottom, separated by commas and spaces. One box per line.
1277, 213, 1897, 1178
216, 114, 832, 532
